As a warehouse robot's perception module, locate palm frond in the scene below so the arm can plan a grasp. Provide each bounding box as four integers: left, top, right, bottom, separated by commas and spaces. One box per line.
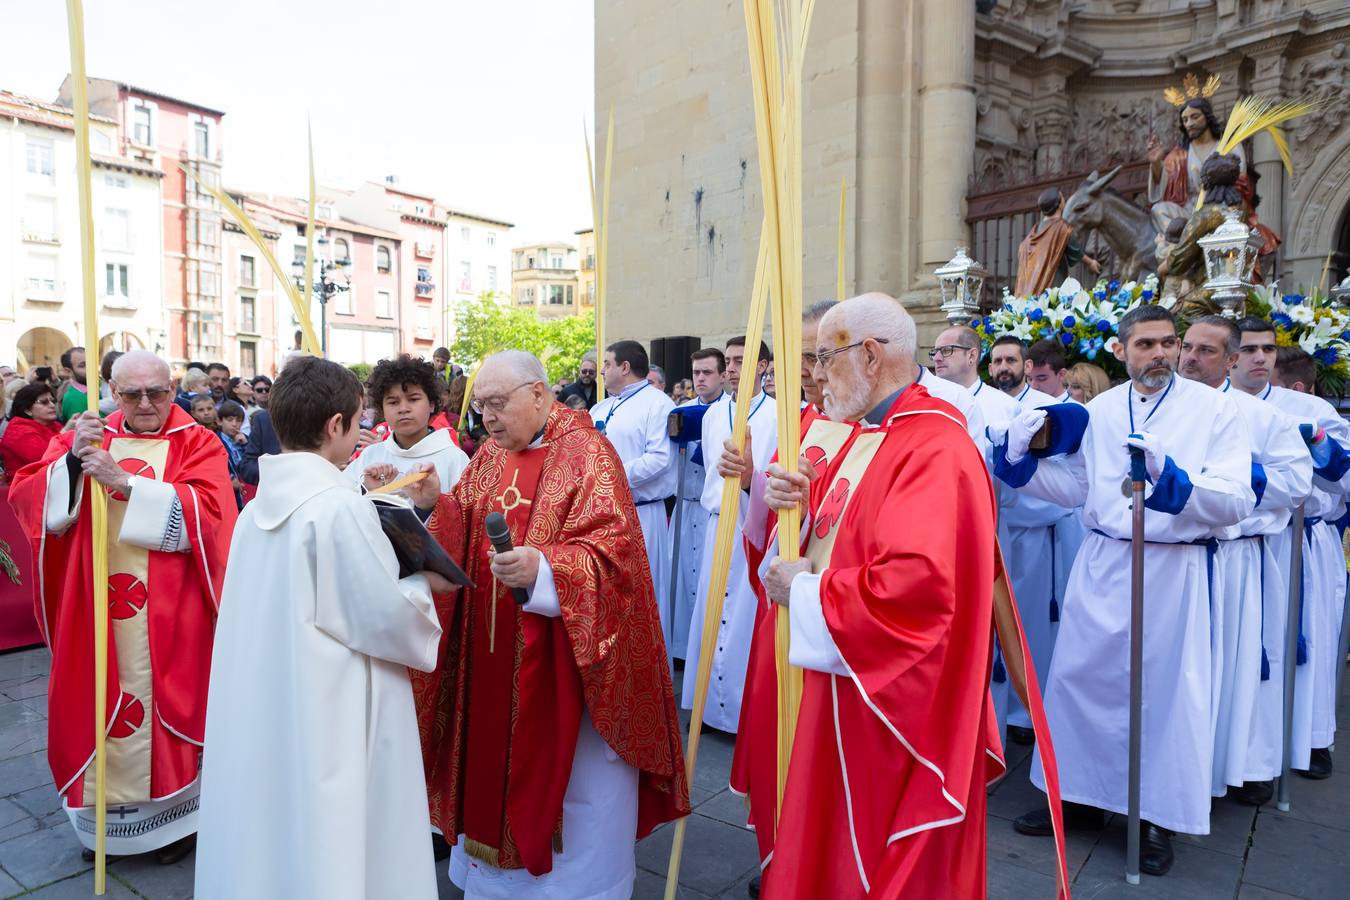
1218, 95, 1318, 171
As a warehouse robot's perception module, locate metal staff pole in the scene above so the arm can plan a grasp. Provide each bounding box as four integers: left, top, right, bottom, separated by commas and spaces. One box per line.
1279, 503, 1306, 812
1126, 447, 1147, 886
1335, 557, 1349, 714
665, 410, 689, 679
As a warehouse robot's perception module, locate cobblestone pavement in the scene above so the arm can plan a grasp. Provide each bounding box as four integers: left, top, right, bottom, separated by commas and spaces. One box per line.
1, 648, 1346, 898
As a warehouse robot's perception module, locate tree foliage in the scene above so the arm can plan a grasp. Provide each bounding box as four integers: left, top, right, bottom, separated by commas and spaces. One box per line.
451, 292, 596, 384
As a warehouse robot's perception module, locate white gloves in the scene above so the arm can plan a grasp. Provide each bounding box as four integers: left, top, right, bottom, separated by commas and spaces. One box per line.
1004, 409, 1048, 465
1123, 431, 1166, 482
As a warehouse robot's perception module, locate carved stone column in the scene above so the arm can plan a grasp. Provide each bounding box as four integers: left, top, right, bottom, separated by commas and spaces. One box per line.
916, 0, 976, 273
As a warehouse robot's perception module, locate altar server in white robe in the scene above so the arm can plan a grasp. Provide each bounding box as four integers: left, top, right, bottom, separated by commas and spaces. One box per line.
1232, 321, 1350, 779
592, 340, 677, 641
667, 348, 728, 659
915, 363, 987, 455
1179, 317, 1312, 805
683, 337, 777, 731
345, 354, 469, 492
197, 357, 445, 900
985, 334, 1085, 744
995, 304, 1254, 877
1028, 337, 1074, 402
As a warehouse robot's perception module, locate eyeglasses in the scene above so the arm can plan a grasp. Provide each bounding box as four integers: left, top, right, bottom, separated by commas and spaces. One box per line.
254, 385, 269, 393
814, 339, 890, 369
579, 368, 596, 376
801, 352, 819, 368
116, 388, 172, 405
471, 381, 535, 414
928, 344, 975, 360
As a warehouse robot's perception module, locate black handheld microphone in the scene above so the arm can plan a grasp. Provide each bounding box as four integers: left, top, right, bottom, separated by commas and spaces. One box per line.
484, 512, 530, 606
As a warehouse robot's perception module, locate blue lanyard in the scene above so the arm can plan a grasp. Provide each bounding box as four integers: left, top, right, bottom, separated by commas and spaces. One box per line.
1017, 384, 1031, 403
1127, 375, 1175, 433
972, 380, 984, 398
1260, 383, 1272, 400
602, 382, 649, 429
730, 391, 768, 430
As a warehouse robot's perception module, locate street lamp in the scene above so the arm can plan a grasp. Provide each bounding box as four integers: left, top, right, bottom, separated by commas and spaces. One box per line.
291, 233, 351, 355
935, 246, 988, 324
1198, 208, 1263, 317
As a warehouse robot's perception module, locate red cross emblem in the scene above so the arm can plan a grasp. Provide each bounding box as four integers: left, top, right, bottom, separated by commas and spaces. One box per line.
109, 692, 145, 739
814, 477, 851, 539
108, 573, 148, 620
107, 458, 156, 501
804, 444, 829, 470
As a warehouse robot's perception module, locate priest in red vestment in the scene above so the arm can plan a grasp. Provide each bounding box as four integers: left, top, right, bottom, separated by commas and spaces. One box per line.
406, 349, 689, 899
8, 350, 235, 864
756, 295, 1067, 899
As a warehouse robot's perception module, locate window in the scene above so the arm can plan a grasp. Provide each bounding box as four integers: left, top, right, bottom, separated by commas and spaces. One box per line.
376, 245, 392, 273
240, 341, 257, 376
587, 282, 595, 304
93, 131, 113, 154
26, 139, 54, 180
317, 203, 335, 220
102, 208, 131, 251
376, 290, 393, 318
415, 203, 427, 215
332, 238, 350, 263
548, 285, 566, 306
26, 255, 58, 294
293, 245, 307, 267
461, 226, 471, 242
334, 287, 353, 315
459, 262, 472, 292
198, 265, 220, 297
187, 213, 218, 246
105, 263, 129, 298
239, 295, 256, 332
22, 198, 57, 239
132, 104, 153, 145
415, 305, 432, 336
486, 232, 496, 247
551, 255, 563, 269
567, 285, 574, 304
519, 287, 535, 305
194, 120, 210, 158
239, 255, 256, 288
487, 265, 498, 291
104, 174, 129, 189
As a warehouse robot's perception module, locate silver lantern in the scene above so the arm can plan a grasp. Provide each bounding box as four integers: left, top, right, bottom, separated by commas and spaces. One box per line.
1198, 208, 1263, 317
935, 246, 988, 324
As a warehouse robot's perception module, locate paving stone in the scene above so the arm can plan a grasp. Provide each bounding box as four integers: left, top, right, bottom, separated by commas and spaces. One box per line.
986, 767, 1051, 821
636, 813, 759, 898
692, 787, 753, 830
0, 676, 49, 703
634, 866, 711, 899
0, 866, 22, 898
686, 729, 737, 795
108, 848, 195, 900
0, 812, 38, 845
19, 872, 139, 899
0, 751, 54, 797
1243, 809, 1350, 900
1173, 795, 1257, 858
1072, 818, 1243, 899
987, 858, 1058, 900
1237, 885, 1301, 899
713, 867, 759, 900
0, 824, 89, 889
1266, 745, 1350, 833
0, 650, 48, 683
0, 701, 45, 763
11, 784, 62, 820
985, 810, 1103, 881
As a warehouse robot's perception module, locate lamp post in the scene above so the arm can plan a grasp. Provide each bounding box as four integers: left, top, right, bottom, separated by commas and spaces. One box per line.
291, 233, 351, 356
1198, 208, 1263, 317
935, 246, 988, 324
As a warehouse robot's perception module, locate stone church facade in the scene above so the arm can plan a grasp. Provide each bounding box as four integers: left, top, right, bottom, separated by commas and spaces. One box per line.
595, 0, 1350, 347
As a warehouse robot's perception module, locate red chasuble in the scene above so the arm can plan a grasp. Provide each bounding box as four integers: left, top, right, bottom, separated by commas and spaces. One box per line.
758, 386, 1067, 899
414, 402, 689, 875
8, 405, 234, 803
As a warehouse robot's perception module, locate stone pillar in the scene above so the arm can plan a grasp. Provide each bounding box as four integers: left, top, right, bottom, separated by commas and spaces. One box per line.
854, 0, 909, 297
916, 0, 976, 274
1250, 131, 1285, 277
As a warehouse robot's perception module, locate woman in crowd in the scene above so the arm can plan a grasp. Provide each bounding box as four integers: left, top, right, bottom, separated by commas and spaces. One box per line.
226, 377, 261, 435
1067, 361, 1111, 404
250, 375, 272, 410
0, 383, 63, 480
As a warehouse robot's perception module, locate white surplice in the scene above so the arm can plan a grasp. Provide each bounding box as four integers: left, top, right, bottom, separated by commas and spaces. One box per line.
667, 394, 722, 659
1008, 375, 1254, 834
682, 391, 778, 732
996, 385, 1085, 733
1262, 383, 1348, 760
345, 427, 469, 492
195, 452, 443, 900
592, 381, 677, 645
1207, 381, 1312, 793
917, 366, 987, 455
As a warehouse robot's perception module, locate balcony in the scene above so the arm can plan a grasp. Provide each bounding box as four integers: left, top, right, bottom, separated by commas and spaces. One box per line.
21, 228, 59, 246
414, 326, 434, 340
415, 242, 437, 259
416, 280, 436, 298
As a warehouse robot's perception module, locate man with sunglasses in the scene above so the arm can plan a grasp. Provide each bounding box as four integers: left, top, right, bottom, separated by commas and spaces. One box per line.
559, 354, 599, 410
9, 349, 237, 865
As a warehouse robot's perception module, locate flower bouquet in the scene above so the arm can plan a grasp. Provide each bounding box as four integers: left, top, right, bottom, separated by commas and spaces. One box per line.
1245, 285, 1350, 399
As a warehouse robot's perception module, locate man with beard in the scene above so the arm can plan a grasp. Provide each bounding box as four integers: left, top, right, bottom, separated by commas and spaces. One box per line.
206, 363, 231, 404
1180, 317, 1312, 806
933, 324, 1020, 441
1230, 319, 1350, 779
559, 355, 599, 410
58, 346, 88, 423
997, 304, 1254, 875
986, 334, 1086, 745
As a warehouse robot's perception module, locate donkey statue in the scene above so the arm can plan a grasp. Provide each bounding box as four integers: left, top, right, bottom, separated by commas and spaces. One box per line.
1061, 165, 1184, 282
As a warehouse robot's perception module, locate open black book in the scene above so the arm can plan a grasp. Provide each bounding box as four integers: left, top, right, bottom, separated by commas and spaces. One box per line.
367, 493, 474, 588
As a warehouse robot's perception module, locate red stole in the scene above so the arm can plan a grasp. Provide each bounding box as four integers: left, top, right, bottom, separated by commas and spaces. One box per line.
460, 446, 585, 871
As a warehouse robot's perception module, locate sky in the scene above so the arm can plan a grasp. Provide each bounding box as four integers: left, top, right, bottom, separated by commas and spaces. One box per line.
0, 0, 595, 247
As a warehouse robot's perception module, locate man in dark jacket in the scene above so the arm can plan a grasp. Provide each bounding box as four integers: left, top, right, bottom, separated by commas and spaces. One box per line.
237, 408, 281, 485
557, 354, 598, 409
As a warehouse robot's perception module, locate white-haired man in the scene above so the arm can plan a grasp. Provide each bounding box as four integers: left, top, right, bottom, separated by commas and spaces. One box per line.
406, 350, 689, 899
10, 349, 237, 863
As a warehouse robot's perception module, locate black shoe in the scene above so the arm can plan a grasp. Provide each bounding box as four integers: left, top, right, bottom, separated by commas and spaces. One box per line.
1139, 822, 1174, 877
747, 874, 761, 898
154, 834, 195, 866
1012, 802, 1104, 836
1295, 747, 1332, 780
431, 832, 452, 861
1232, 780, 1274, 806
1008, 725, 1035, 746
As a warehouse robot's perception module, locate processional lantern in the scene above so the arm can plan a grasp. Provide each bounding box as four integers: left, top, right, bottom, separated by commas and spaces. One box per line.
1198, 208, 1263, 317
935, 246, 988, 324
1330, 274, 1350, 310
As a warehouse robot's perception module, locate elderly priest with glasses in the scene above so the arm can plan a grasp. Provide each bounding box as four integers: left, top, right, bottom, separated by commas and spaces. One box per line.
406, 350, 689, 899
9, 349, 237, 865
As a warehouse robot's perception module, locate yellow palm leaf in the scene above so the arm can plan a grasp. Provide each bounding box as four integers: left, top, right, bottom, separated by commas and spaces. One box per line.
1218, 95, 1317, 169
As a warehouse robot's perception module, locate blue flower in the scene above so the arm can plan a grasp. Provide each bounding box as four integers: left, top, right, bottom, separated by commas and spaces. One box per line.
1030, 308, 1045, 322
1086, 348, 1098, 360
1285, 294, 1305, 306
1314, 347, 1339, 366
1097, 320, 1113, 334
970, 317, 980, 327
1271, 312, 1294, 329
1340, 332, 1350, 342
1141, 290, 1154, 301
1108, 279, 1120, 292
1093, 290, 1106, 301
982, 316, 992, 329
1060, 332, 1074, 346
1063, 315, 1076, 329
